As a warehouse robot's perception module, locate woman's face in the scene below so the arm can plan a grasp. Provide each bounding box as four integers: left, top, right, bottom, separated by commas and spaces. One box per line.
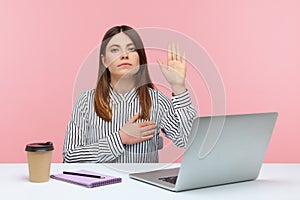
102, 32, 140, 79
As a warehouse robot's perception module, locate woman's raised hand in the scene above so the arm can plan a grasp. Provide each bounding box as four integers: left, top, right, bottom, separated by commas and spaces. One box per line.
157, 43, 187, 95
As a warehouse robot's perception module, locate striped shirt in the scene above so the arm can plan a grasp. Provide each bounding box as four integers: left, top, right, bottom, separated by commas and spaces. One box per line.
63, 87, 196, 163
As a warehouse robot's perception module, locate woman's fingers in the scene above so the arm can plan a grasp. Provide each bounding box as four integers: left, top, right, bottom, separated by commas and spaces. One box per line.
138, 121, 156, 127
140, 124, 156, 132
172, 43, 176, 61
141, 129, 156, 137
157, 59, 163, 66
160, 43, 185, 68
168, 43, 172, 61
140, 135, 154, 142
182, 51, 186, 66
168, 43, 183, 62
157, 59, 169, 77
176, 44, 180, 61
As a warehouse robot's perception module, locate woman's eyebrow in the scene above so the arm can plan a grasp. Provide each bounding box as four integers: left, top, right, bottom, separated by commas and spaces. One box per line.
108, 44, 120, 49
126, 43, 135, 47
108, 43, 135, 48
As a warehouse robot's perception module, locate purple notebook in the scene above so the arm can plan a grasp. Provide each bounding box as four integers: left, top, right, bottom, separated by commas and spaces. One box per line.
50, 170, 122, 188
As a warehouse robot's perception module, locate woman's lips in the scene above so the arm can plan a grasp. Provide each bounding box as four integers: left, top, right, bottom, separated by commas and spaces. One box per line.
118, 63, 132, 67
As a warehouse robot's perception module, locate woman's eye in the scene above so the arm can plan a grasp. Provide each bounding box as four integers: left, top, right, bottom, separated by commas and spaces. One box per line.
111, 48, 119, 53
128, 47, 136, 52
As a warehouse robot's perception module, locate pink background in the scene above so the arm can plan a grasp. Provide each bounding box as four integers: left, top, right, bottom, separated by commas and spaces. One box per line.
0, 0, 299, 163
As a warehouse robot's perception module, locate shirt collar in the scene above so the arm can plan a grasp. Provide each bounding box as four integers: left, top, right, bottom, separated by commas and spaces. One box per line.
110, 86, 137, 104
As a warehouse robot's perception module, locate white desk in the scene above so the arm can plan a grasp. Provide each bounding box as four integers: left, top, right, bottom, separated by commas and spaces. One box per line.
1, 163, 299, 200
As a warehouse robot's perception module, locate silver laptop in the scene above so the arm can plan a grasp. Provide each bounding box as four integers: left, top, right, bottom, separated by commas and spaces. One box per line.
129, 112, 278, 192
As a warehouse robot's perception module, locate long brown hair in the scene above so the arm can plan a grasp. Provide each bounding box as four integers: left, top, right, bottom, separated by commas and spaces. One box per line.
94, 25, 155, 121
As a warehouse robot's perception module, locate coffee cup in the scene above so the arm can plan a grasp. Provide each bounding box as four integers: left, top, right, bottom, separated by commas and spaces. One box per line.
25, 141, 54, 182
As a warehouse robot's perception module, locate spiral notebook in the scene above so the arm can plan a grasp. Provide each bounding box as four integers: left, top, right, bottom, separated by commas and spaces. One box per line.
50, 170, 122, 188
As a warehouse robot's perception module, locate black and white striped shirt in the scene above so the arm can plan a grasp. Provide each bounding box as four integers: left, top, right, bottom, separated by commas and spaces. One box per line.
63, 87, 196, 163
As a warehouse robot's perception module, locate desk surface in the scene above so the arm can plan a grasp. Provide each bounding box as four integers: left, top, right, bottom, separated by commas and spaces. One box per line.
1, 163, 299, 200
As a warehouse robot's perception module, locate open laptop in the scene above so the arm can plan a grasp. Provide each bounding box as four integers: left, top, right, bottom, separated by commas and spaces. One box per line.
129, 112, 278, 192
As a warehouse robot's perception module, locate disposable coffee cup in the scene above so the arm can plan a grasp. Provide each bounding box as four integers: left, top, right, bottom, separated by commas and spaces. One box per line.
25, 141, 54, 183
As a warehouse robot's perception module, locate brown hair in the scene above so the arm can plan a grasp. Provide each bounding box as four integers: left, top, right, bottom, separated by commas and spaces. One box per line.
94, 25, 155, 121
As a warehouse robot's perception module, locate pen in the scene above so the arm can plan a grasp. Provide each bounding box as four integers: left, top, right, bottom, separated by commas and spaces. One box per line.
63, 171, 105, 179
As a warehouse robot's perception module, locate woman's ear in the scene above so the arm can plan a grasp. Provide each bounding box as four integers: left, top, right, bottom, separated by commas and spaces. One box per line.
101, 54, 108, 68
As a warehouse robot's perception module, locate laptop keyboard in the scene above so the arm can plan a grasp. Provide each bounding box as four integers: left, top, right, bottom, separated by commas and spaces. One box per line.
158, 176, 178, 185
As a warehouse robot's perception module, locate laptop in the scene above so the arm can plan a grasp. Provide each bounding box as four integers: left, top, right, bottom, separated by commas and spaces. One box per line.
129, 112, 278, 192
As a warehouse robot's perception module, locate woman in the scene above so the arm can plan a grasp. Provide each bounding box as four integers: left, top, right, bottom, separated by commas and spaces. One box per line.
63, 25, 196, 163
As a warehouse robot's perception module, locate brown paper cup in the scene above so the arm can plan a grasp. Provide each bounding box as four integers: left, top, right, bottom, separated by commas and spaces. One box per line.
25, 142, 54, 183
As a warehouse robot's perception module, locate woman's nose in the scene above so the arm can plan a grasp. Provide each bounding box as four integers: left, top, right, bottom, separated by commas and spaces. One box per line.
120, 50, 129, 59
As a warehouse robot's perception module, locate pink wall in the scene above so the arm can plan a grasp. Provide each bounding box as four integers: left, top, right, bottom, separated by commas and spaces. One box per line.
0, 0, 299, 163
